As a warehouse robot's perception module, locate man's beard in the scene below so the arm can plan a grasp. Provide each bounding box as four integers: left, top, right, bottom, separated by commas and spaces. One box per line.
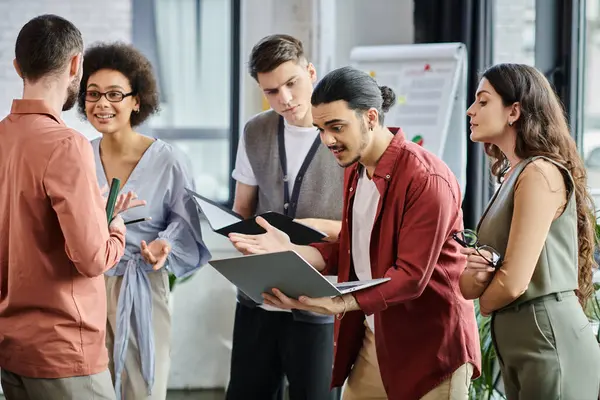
340, 121, 369, 168
62, 79, 79, 111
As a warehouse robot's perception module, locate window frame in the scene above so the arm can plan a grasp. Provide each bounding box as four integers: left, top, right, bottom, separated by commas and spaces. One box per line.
132, 0, 242, 207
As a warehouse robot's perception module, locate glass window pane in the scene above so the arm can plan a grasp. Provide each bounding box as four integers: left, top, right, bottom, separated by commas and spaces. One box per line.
147, 0, 232, 202
493, 0, 536, 65
168, 139, 230, 202
584, 0, 600, 202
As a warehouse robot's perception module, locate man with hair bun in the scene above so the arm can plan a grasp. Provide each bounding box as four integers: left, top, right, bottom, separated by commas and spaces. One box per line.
229, 66, 481, 399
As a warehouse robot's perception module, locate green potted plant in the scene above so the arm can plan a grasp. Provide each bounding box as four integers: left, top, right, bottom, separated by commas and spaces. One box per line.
584, 212, 600, 341
168, 272, 196, 291
469, 301, 505, 399
585, 283, 600, 340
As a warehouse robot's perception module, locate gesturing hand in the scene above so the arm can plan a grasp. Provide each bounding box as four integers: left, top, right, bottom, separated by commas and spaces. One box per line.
100, 184, 146, 218
141, 239, 171, 270
228, 216, 292, 255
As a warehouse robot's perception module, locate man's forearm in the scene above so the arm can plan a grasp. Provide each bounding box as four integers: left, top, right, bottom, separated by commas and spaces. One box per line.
313, 219, 342, 242
291, 244, 327, 271
459, 270, 487, 300
296, 218, 341, 242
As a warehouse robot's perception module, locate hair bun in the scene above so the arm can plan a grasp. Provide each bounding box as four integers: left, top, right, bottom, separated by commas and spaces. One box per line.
379, 86, 396, 112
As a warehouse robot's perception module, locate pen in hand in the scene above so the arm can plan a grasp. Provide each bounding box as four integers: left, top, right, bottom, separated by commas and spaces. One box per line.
124, 217, 152, 225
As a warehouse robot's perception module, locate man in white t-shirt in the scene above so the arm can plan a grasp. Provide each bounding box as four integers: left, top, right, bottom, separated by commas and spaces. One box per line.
225, 35, 344, 400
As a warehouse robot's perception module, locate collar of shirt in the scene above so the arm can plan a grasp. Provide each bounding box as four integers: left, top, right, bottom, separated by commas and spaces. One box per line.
352, 127, 404, 193
11, 99, 65, 125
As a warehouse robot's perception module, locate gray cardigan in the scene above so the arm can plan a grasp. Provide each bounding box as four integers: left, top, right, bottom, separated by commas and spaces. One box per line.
238, 109, 344, 324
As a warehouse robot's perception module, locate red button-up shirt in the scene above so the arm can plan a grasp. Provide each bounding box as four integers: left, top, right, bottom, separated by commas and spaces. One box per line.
312, 129, 481, 399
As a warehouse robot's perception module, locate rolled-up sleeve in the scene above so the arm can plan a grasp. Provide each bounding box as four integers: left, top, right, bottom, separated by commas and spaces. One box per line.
43, 134, 125, 277
310, 241, 340, 275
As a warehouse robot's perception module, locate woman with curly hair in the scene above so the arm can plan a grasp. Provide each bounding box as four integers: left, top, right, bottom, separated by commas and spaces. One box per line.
78, 42, 211, 400
461, 63, 600, 399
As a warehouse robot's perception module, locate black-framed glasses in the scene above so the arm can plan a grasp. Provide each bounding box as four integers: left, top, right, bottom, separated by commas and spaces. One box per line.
84, 90, 135, 103
452, 229, 502, 269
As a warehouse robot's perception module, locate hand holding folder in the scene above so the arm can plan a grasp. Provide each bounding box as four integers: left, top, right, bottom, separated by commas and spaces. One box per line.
186, 188, 327, 245
229, 216, 293, 255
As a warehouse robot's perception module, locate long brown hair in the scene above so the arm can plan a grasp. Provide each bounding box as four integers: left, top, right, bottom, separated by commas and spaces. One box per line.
482, 63, 596, 306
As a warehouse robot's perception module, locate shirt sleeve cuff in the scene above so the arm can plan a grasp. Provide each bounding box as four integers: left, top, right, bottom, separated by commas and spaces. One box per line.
309, 241, 339, 276
354, 287, 388, 316
231, 170, 257, 186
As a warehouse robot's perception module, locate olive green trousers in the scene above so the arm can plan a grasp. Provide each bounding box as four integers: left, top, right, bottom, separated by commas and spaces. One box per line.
492, 290, 600, 399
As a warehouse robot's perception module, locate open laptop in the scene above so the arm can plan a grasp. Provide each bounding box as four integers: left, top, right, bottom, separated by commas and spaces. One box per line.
186, 188, 326, 245
208, 250, 390, 304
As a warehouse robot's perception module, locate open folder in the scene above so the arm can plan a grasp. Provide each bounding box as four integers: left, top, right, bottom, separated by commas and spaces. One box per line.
186, 188, 327, 245
208, 250, 390, 304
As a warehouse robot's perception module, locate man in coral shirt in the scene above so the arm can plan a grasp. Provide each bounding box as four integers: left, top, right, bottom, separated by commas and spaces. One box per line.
0, 14, 142, 400
229, 66, 481, 399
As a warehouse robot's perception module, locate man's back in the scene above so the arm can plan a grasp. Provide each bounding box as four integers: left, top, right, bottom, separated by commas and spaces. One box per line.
0, 100, 124, 379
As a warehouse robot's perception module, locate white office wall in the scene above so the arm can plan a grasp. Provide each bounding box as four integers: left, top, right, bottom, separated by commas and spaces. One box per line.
334, 0, 414, 67
0, 0, 132, 140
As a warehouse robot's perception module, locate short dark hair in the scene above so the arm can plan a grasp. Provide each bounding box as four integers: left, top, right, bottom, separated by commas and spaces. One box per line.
248, 34, 306, 81
15, 14, 83, 82
311, 66, 396, 125
77, 42, 160, 127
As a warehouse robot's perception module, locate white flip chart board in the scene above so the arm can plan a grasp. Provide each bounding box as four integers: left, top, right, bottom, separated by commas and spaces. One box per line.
350, 43, 468, 196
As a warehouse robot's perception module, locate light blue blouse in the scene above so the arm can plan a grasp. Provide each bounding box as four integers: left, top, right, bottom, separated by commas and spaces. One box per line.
91, 138, 211, 399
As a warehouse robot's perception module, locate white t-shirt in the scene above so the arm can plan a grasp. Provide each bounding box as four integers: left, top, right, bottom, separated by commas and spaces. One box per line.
351, 168, 381, 331
232, 118, 319, 312
232, 119, 319, 194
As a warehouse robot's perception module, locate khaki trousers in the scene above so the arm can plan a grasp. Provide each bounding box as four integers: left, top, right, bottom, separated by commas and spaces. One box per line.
105, 269, 172, 400
1, 369, 115, 400
342, 325, 472, 400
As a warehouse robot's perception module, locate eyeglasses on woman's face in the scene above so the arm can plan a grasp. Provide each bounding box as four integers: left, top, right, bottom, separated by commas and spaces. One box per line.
452, 229, 502, 268
84, 90, 135, 103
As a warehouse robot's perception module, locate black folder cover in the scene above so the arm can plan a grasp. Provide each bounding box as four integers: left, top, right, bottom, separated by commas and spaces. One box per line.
186, 188, 327, 245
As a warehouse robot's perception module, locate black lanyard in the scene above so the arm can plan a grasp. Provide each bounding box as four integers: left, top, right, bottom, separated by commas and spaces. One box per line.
277, 116, 322, 218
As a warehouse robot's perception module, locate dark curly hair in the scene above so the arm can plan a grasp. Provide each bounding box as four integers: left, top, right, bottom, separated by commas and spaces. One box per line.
78, 42, 159, 127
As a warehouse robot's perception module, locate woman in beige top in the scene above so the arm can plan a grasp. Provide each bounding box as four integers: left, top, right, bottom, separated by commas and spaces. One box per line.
461, 63, 600, 399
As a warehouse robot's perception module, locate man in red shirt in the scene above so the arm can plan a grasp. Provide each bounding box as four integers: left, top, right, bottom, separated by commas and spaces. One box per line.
229, 66, 481, 399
